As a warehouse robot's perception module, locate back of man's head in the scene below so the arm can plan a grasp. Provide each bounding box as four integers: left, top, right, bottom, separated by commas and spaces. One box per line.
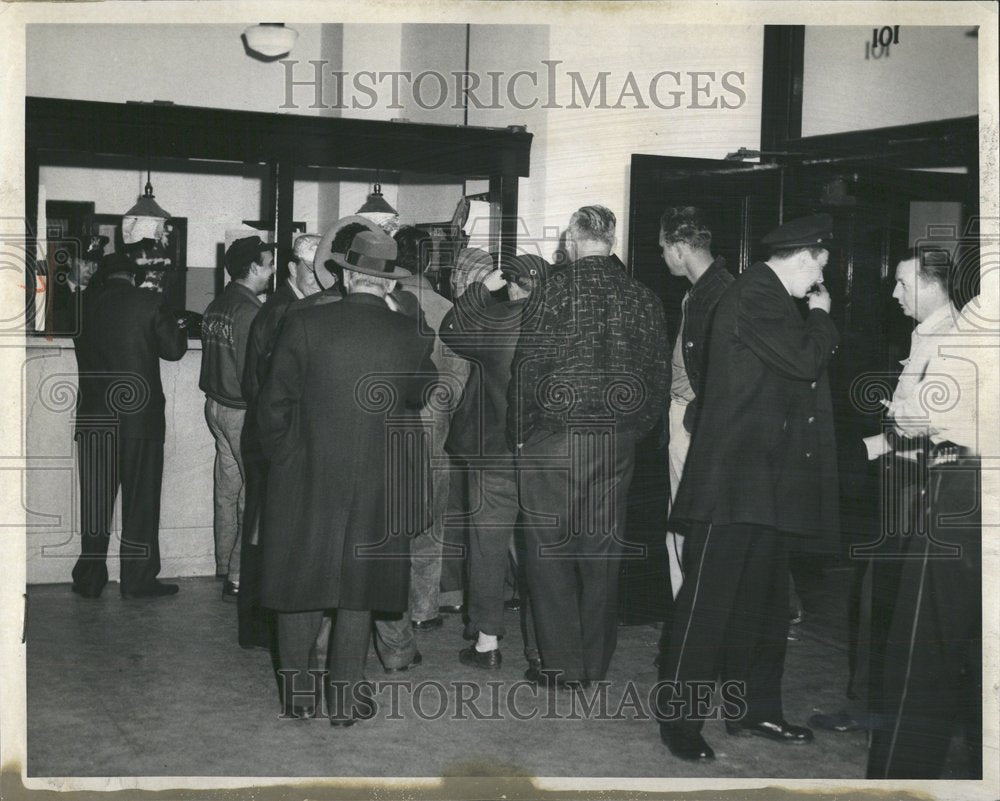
568, 205, 616, 254
394, 226, 432, 276
659, 207, 712, 252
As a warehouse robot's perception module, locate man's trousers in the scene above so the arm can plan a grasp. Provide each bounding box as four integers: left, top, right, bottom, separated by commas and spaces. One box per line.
867, 459, 982, 779
71, 429, 165, 595
517, 428, 636, 683
657, 522, 790, 729
277, 608, 372, 718
204, 397, 245, 582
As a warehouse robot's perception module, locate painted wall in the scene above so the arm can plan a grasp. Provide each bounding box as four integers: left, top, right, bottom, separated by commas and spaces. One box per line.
802, 26, 978, 137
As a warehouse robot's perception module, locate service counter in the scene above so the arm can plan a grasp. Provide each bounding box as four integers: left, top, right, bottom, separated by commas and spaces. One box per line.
24, 336, 216, 584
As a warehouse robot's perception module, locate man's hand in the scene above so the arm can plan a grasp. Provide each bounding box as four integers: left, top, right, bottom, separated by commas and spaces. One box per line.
806, 282, 831, 313
483, 268, 507, 293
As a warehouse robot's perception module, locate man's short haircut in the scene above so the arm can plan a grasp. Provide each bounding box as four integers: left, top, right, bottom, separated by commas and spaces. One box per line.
659, 207, 712, 251
344, 269, 395, 296
569, 205, 616, 247
292, 234, 322, 263
394, 226, 432, 276
899, 245, 952, 291
331, 223, 371, 255
768, 245, 827, 261
226, 259, 253, 282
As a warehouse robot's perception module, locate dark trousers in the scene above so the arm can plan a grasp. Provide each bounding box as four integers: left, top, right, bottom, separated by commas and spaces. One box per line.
277, 608, 372, 718
657, 522, 790, 729
867, 461, 982, 779
71, 430, 164, 594
237, 425, 272, 649
517, 428, 636, 682
464, 465, 537, 654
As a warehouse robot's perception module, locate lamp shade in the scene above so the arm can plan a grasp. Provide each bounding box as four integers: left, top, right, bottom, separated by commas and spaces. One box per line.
243, 24, 298, 58
124, 193, 171, 221
356, 182, 398, 229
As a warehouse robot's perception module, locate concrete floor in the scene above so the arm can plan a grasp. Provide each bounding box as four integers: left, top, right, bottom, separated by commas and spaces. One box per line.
26, 573, 872, 778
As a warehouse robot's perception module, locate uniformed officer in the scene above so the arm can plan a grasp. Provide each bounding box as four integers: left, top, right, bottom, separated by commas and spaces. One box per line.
656, 214, 840, 761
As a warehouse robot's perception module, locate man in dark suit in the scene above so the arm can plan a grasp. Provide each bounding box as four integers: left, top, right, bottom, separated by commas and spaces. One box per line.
257, 229, 437, 724
237, 232, 324, 648
657, 207, 734, 603
71, 251, 188, 599
657, 214, 840, 761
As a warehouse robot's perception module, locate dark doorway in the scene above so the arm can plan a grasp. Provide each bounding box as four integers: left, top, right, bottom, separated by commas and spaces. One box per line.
620, 117, 980, 624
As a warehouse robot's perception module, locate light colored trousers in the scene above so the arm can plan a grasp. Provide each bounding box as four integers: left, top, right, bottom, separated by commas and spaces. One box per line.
204, 397, 245, 581
666, 401, 691, 600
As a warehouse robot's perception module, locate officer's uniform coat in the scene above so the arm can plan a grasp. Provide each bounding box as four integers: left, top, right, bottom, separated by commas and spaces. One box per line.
671, 260, 840, 549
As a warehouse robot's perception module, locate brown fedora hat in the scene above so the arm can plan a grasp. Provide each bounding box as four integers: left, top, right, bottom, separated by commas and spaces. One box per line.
330, 229, 410, 279
313, 215, 385, 289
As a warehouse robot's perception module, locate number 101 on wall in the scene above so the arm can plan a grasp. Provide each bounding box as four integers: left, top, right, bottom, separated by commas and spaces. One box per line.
872, 26, 900, 47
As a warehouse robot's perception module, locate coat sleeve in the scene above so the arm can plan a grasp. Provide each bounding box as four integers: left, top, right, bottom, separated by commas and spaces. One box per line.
404, 337, 439, 410
241, 312, 265, 404
152, 302, 188, 361
232, 303, 258, 400
505, 284, 561, 449
636, 296, 672, 439
737, 284, 839, 382
257, 311, 307, 462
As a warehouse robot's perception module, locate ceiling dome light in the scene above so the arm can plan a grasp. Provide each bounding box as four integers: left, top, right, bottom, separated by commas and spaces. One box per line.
243, 23, 298, 59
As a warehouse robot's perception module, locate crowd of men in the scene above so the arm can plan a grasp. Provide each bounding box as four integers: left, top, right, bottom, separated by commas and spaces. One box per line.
70, 202, 982, 774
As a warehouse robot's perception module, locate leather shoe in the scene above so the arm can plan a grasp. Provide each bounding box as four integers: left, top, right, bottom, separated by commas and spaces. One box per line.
503, 598, 521, 612
71, 583, 102, 599
222, 580, 239, 602
411, 616, 443, 630
121, 581, 179, 599
384, 652, 423, 673
459, 646, 502, 670
438, 603, 464, 614
660, 724, 715, 761
726, 718, 814, 743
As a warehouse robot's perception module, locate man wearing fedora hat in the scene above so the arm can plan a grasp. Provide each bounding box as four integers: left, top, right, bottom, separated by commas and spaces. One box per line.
657, 213, 840, 761
258, 228, 437, 724
200, 234, 275, 601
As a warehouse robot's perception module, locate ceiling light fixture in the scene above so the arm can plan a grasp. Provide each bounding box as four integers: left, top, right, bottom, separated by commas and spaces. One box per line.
243, 23, 299, 59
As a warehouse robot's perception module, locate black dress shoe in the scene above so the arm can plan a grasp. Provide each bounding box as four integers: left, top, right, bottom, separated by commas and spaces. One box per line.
438, 603, 464, 614
726, 718, 814, 743
71, 583, 103, 599
411, 616, 443, 630
660, 724, 715, 761
459, 646, 502, 670
503, 598, 521, 612
222, 580, 239, 602
120, 581, 179, 599
384, 651, 423, 673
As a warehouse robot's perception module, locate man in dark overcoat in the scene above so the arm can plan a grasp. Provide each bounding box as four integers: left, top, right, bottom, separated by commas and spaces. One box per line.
657, 214, 840, 761
71, 251, 188, 599
257, 229, 437, 724
237, 232, 326, 648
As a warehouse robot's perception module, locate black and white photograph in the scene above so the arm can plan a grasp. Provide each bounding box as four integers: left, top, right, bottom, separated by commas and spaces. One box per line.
1, 3, 997, 800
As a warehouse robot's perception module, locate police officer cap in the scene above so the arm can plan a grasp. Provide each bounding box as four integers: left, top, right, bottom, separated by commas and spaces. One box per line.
762, 213, 834, 249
